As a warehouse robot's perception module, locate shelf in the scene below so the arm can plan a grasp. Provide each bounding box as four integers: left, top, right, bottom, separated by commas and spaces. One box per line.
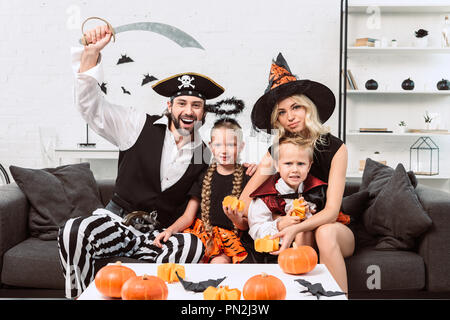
347, 47, 450, 54
348, 5, 450, 14
347, 131, 450, 137
347, 172, 450, 180
345, 90, 450, 95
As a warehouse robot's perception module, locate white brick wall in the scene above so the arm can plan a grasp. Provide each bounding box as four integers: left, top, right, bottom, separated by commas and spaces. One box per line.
0, 0, 341, 178
1, 0, 448, 191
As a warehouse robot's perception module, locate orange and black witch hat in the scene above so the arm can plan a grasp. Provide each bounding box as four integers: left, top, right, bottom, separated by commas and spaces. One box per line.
251, 53, 335, 132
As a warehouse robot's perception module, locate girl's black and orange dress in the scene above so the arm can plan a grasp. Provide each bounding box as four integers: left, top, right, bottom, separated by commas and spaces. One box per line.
185, 169, 252, 263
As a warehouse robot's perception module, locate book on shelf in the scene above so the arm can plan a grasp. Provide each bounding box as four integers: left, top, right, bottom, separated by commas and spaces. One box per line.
342, 69, 358, 90
359, 128, 393, 133
354, 37, 377, 47
347, 70, 358, 90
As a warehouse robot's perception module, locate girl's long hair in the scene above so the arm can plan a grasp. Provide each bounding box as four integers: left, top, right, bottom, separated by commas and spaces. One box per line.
201, 118, 244, 241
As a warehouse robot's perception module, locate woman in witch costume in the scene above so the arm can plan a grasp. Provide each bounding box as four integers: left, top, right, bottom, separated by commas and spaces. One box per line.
240, 53, 354, 293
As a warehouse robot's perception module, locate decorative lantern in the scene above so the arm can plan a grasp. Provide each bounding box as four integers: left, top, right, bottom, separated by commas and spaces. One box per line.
409, 137, 439, 176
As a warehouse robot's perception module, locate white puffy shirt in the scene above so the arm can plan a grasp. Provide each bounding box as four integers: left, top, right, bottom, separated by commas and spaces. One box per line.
71, 47, 202, 192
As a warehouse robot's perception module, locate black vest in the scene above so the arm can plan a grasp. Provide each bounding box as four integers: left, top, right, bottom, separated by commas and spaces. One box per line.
112, 114, 210, 228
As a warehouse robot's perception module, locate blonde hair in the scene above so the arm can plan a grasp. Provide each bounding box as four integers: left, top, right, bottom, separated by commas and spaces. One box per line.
270, 94, 330, 149
200, 118, 244, 249
272, 135, 315, 164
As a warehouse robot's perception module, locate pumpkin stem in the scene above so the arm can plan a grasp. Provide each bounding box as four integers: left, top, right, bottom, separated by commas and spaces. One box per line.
143, 274, 149, 280
292, 242, 298, 249
115, 261, 122, 265
261, 272, 268, 278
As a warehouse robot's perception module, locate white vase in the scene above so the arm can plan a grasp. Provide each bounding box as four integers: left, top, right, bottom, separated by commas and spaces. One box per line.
414, 37, 428, 48
398, 126, 406, 134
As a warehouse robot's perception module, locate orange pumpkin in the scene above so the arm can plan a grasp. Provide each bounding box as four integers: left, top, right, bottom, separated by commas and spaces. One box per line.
291, 198, 307, 219
157, 262, 185, 283
203, 285, 241, 300
243, 273, 286, 300
121, 274, 168, 300
278, 245, 318, 275
94, 261, 136, 298
222, 195, 245, 212
254, 235, 280, 252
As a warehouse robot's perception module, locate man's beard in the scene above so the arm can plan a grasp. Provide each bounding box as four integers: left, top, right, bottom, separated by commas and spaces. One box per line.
169, 112, 202, 136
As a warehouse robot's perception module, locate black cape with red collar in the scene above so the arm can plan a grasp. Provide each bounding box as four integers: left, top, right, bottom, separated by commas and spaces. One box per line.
249, 173, 327, 216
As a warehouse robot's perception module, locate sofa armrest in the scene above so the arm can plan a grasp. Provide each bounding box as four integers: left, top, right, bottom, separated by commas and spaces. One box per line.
416, 184, 450, 292
0, 183, 29, 274
97, 179, 115, 207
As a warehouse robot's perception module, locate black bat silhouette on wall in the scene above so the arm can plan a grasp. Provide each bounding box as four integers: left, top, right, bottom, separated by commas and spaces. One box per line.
142, 74, 158, 86
121, 86, 131, 95
117, 54, 134, 64
98, 82, 107, 94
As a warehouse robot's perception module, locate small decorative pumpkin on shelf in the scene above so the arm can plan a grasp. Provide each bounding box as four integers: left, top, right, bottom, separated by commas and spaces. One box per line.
278, 245, 318, 275
94, 261, 136, 298
254, 235, 280, 253
402, 78, 415, 90
157, 262, 185, 283
437, 78, 450, 90
222, 195, 245, 211
243, 273, 286, 300
121, 274, 168, 300
203, 285, 241, 300
365, 79, 378, 90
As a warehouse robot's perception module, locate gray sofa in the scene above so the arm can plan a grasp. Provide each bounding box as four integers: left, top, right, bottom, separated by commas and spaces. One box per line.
1, 179, 449, 299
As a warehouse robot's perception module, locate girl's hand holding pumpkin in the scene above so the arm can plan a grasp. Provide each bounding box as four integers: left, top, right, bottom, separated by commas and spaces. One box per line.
223, 204, 245, 227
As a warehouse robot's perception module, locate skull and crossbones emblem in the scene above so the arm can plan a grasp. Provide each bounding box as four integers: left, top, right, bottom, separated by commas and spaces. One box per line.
178, 75, 195, 89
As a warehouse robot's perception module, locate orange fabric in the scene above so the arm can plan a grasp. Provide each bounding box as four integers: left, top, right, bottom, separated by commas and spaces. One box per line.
184, 219, 248, 264
336, 211, 351, 225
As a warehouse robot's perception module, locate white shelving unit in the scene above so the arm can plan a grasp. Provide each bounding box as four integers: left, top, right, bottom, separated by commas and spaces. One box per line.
341, 2, 450, 189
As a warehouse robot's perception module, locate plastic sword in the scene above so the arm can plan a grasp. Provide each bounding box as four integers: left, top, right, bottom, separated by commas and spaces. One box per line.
79, 16, 204, 49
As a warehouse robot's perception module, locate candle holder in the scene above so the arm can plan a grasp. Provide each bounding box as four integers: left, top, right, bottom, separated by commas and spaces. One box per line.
409, 137, 439, 176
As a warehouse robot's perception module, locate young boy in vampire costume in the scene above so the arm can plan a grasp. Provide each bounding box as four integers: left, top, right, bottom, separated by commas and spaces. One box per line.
58, 25, 227, 299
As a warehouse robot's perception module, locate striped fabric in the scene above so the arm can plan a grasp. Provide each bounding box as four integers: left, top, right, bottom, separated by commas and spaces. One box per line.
57, 209, 204, 299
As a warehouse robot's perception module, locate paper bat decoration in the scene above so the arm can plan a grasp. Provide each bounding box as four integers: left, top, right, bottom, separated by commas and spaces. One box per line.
98, 82, 107, 94
117, 54, 134, 64
205, 97, 245, 115
121, 86, 131, 95
175, 271, 226, 293
142, 74, 158, 86
295, 279, 346, 299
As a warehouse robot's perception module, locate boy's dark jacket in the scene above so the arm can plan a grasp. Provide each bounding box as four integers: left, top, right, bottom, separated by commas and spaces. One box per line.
249, 173, 327, 216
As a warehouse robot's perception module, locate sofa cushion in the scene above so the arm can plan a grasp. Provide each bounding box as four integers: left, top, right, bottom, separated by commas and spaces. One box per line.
9, 163, 104, 240
1, 238, 144, 289
345, 247, 425, 292
363, 163, 432, 250
360, 158, 418, 203
1, 238, 64, 289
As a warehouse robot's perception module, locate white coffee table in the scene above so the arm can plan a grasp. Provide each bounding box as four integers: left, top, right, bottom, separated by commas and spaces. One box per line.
78, 263, 346, 300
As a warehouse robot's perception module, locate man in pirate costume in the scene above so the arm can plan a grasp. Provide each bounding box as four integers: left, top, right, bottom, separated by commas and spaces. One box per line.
58, 26, 224, 298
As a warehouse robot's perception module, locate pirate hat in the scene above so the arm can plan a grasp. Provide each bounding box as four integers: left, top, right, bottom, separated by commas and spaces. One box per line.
152, 72, 224, 100
251, 53, 335, 132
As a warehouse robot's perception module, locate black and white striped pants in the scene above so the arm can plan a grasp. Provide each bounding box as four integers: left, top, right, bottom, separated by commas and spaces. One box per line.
57, 209, 204, 299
